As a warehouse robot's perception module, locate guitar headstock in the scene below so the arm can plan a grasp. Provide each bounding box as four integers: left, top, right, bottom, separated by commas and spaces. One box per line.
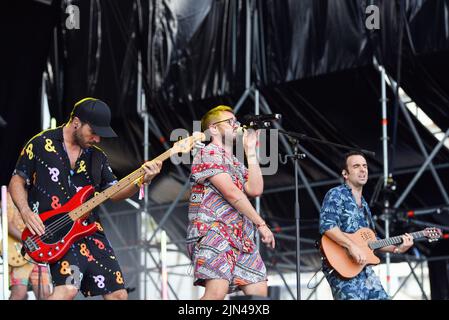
423, 227, 442, 242
171, 132, 206, 154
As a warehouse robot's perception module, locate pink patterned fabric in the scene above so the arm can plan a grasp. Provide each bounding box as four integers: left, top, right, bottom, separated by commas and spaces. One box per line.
187, 143, 266, 290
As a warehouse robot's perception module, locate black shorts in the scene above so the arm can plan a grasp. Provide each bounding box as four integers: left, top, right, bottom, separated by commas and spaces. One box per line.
49, 232, 126, 297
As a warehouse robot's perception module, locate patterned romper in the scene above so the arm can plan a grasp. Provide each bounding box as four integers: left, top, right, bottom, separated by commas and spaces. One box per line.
319, 184, 389, 300
187, 143, 267, 292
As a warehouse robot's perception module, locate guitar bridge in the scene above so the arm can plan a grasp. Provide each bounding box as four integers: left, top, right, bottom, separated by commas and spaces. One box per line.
23, 237, 40, 253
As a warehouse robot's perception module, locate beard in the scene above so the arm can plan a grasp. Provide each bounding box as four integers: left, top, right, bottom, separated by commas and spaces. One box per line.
73, 129, 91, 148
219, 127, 237, 145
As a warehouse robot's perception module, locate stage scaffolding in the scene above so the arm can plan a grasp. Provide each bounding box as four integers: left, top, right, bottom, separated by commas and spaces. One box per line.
121, 0, 449, 300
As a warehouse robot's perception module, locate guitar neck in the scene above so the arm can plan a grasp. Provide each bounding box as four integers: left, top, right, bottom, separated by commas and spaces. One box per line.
69, 149, 172, 221
369, 231, 424, 250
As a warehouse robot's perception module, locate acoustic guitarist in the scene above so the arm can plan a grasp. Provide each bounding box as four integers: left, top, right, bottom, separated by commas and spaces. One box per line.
319, 151, 413, 300
9, 98, 162, 300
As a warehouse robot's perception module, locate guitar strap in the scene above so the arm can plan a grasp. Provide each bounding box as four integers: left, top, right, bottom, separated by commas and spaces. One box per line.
86, 150, 103, 225
90, 150, 102, 190
363, 204, 377, 234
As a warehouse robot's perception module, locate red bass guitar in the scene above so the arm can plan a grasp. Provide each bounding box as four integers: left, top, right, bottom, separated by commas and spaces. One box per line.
21, 133, 205, 264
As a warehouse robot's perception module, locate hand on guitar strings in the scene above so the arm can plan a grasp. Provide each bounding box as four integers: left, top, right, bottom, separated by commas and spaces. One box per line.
22, 207, 45, 236
395, 233, 414, 254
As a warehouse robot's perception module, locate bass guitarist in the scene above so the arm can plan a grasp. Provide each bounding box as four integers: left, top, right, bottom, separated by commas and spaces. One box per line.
9, 98, 162, 300
319, 151, 413, 300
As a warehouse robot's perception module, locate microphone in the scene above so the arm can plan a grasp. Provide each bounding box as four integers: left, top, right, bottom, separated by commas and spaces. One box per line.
243, 113, 282, 123
240, 114, 282, 130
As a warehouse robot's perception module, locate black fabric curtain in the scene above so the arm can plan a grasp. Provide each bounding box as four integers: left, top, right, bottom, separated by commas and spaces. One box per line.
0, 0, 59, 186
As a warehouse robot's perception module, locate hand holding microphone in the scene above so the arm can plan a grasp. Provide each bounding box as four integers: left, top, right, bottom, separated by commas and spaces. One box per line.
243, 127, 260, 152
240, 113, 282, 130
236, 113, 281, 137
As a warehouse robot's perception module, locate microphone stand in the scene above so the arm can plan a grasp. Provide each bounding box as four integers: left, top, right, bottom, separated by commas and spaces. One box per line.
278, 130, 376, 157
277, 129, 375, 301
279, 136, 306, 300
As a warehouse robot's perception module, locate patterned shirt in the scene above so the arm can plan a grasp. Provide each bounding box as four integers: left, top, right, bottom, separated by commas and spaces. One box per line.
320, 184, 375, 236
12, 126, 118, 228
187, 143, 255, 254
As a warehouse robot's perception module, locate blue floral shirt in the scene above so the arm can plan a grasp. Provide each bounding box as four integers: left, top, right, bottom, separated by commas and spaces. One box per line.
319, 184, 389, 300
320, 184, 375, 235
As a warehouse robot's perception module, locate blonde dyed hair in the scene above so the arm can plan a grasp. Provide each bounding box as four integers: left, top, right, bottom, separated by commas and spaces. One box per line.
200, 105, 234, 131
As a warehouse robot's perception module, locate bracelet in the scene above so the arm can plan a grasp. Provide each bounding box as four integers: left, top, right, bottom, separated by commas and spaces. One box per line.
256, 222, 266, 229
393, 246, 400, 254
247, 154, 258, 162
134, 176, 146, 189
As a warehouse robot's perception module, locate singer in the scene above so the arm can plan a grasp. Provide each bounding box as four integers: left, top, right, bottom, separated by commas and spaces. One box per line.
186, 105, 275, 300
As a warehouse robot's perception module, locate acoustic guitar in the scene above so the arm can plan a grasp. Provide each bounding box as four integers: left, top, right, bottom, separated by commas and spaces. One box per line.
0, 235, 29, 267
320, 227, 442, 279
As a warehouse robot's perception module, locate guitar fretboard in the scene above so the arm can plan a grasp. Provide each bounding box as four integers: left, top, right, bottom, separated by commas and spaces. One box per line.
68, 148, 173, 221
369, 231, 425, 250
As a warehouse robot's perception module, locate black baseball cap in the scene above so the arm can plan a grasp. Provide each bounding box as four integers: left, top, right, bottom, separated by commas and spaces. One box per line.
72, 98, 117, 138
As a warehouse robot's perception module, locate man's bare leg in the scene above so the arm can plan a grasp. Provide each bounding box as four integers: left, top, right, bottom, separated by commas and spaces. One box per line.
240, 281, 268, 297
103, 289, 128, 300
47, 285, 78, 300
201, 279, 229, 300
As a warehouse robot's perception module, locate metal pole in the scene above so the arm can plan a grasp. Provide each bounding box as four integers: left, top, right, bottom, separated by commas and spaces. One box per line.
234, 87, 252, 113
137, 49, 150, 300
144, 246, 179, 300
160, 231, 168, 300
394, 128, 449, 209
255, 89, 261, 250
294, 152, 301, 300
271, 264, 295, 300
41, 72, 46, 130
147, 179, 191, 244
258, 97, 322, 210
2, 186, 9, 300
99, 205, 177, 298
380, 70, 449, 204
395, 87, 449, 204
147, 114, 187, 179
234, 0, 254, 114
245, 0, 251, 89
403, 256, 429, 300
142, 113, 149, 300
391, 260, 428, 300
380, 65, 391, 295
